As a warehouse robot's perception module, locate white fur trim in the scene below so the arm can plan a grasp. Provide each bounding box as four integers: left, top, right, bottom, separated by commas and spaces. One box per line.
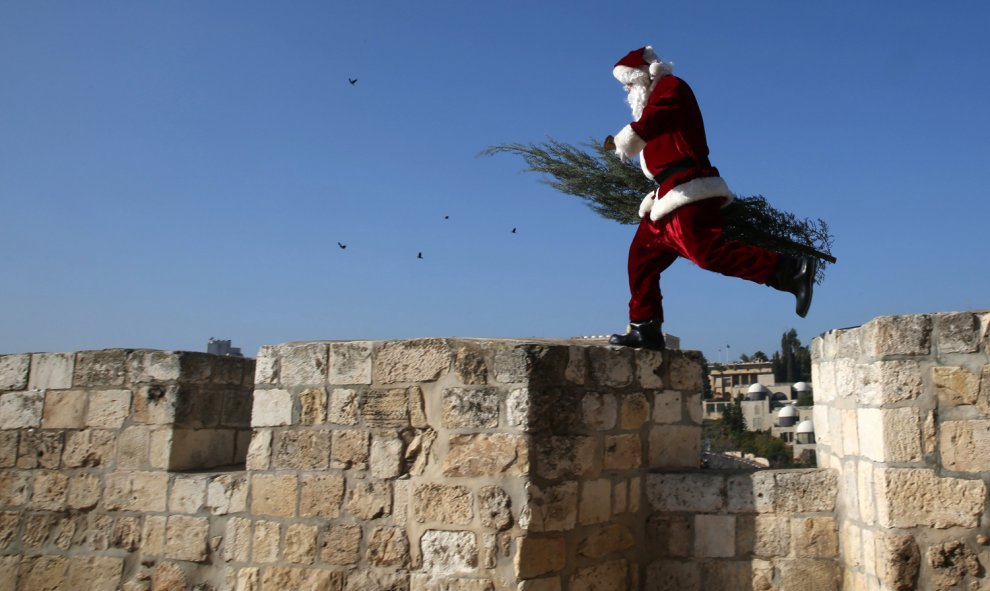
613, 65, 650, 86
614, 124, 646, 159
642, 46, 657, 63
638, 176, 735, 221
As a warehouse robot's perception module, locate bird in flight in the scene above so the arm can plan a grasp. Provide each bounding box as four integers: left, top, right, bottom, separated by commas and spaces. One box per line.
337, 242, 347, 249
511, 227, 517, 234
417, 252, 423, 259
444, 215, 449, 220
349, 78, 358, 85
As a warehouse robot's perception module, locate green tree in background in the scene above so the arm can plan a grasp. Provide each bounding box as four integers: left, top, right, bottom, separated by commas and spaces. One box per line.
773, 329, 811, 383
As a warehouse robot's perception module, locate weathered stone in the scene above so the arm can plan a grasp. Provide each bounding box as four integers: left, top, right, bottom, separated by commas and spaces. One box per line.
127, 350, 181, 383
578, 478, 611, 525
19, 555, 68, 591
16, 429, 63, 469
699, 561, 752, 590
773, 470, 837, 513
319, 524, 361, 565
926, 540, 981, 589
66, 473, 101, 510
875, 533, 920, 591
255, 345, 279, 385
368, 526, 409, 567
940, 419, 990, 471
422, 530, 478, 574
41, 389, 86, 428
454, 346, 489, 385
635, 349, 664, 388
651, 391, 682, 424
298, 387, 327, 424
792, 517, 838, 558
443, 433, 528, 477
876, 468, 985, 528
415, 483, 473, 525
478, 485, 512, 531
522, 481, 578, 533
0, 431, 16, 467
493, 344, 567, 385
619, 392, 649, 429
273, 429, 331, 470
582, 393, 617, 431
252, 389, 293, 427
250, 473, 297, 517
0, 354, 30, 390
533, 436, 594, 479
328, 388, 360, 425
330, 429, 369, 470
30, 470, 67, 510
667, 353, 704, 391
299, 473, 345, 518
65, 555, 123, 591
22, 513, 55, 548
647, 425, 700, 469
516, 576, 561, 591
207, 473, 247, 515
587, 346, 634, 387
442, 387, 499, 428
28, 352, 74, 390
858, 407, 922, 463
864, 314, 932, 357
777, 559, 840, 591
695, 514, 736, 557
279, 343, 328, 386
933, 365, 980, 407
603, 434, 641, 471
168, 427, 237, 470
222, 517, 252, 562
328, 341, 373, 384
376, 339, 452, 383
86, 389, 130, 428
646, 473, 723, 513
164, 515, 209, 562
370, 434, 405, 479
363, 388, 410, 428
259, 566, 345, 590
0, 390, 44, 429
935, 312, 981, 353
245, 429, 271, 470
0, 512, 19, 550
73, 349, 128, 387
644, 560, 699, 591
132, 384, 178, 424
0, 470, 31, 507
569, 559, 627, 591
515, 535, 564, 579
346, 478, 391, 520
168, 475, 207, 514
284, 523, 318, 565
576, 523, 634, 559
252, 520, 280, 563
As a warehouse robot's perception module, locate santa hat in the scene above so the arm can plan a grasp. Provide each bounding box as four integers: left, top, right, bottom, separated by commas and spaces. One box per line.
612, 46, 672, 85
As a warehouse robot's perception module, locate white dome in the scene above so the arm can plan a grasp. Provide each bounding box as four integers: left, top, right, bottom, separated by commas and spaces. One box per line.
778, 406, 797, 418
793, 382, 811, 392
796, 420, 815, 433
747, 383, 769, 394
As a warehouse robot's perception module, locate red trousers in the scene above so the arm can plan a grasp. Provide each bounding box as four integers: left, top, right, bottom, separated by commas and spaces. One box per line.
627, 199, 778, 322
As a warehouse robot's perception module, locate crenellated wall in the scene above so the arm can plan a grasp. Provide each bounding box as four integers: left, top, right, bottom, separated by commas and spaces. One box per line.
812, 311, 990, 590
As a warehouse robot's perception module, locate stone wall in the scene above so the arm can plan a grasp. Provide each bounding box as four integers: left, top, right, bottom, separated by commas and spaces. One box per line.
0, 337, 848, 590
812, 311, 990, 590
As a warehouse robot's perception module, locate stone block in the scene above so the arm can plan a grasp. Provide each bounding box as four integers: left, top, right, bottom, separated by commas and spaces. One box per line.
0, 354, 30, 390
581, 393, 617, 431
41, 389, 86, 428
363, 388, 410, 428
478, 485, 512, 531
104, 471, 169, 512
67, 473, 101, 510
298, 387, 327, 424
777, 559, 840, 591
272, 429, 331, 470
19, 555, 68, 591
414, 483, 473, 525
792, 516, 838, 558
346, 478, 391, 520
699, 561, 751, 590
569, 559, 627, 591
28, 352, 74, 390
16, 429, 63, 469
516, 577, 561, 591
86, 389, 131, 428
603, 433, 642, 471
442, 387, 499, 428
443, 433, 528, 477
165, 515, 209, 562
736, 514, 791, 558
874, 532, 920, 591
245, 429, 271, 470
62, 428, 115, 468
619, 392, 649, 429
207, 473, 247, 515
299, 473, 345, 518
647, 425, 700, 469
578, 478, 611, 525
127, 350, 181, 383
695, 514, 735, 557
328, 388, 359, 425
940, 419, 990, 471
252, 520, 280, 563
65, 556, 123, 591
455, 346, 490, 385
255, 345, 279, 385
368, 525, 409, 567
0, 431, 16, 467
858, 407, 922, 463
514, 535, 564, 579
0, 470, 30, 507
330, 429, 369, 470
565, 346, 587, 385
72, 349, 129, 387
319, 523, 361, 565
131, 384, 178, 424
31, 470, 68, 510
523, 481, 577, 532
376, 339, 452, 383
875, 467, 985, 528
169, 474, 207, 514
646, 473, 723, 513
0, 390, 44, 429
935, 311, 981, 353
668, 353, 704, 391
533, 435, 595, 479
421, 529, 478, 574
864, 314, 931, 357
587, 346, 634, 387
575, 523, 634, 560
644, 560, 699, 591
284, 523, 318, 565
493, 343, 567, 385
169, 428, 237, 470
279, 343, 328, 386
328, 341, 373, 384
222, 517, 252, 562
773, 469, 837, 513
932, 366, 980, 407
251, 473, 298, 517
371, 434, 405, 479
251, 388, 293, 427
652, 390, 681, 424
635, 349, 664, 388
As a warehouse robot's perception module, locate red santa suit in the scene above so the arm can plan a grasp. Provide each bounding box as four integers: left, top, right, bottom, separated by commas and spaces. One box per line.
611, 47, 779, 324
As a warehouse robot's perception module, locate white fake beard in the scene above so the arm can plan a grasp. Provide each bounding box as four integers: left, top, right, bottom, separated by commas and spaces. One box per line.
626, 82, 649, 120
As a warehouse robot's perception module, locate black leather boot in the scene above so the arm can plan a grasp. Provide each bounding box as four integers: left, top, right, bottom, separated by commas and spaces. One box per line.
766, 254, 817, 318
609, 319, 666, 350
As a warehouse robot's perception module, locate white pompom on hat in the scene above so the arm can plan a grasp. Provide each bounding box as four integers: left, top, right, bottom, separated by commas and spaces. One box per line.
612, 46, 672, 85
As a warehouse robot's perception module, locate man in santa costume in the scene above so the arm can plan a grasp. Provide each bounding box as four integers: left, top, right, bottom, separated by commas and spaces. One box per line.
608, 46, 816, 351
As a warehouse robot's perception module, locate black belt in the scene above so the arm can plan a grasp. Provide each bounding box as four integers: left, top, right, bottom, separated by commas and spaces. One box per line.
651, 156, 711, 187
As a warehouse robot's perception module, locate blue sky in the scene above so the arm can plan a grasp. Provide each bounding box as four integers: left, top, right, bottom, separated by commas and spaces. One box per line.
2, 1, 988, 363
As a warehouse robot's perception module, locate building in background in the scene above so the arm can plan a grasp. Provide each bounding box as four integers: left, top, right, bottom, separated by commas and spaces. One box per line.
207, 338, 243, 357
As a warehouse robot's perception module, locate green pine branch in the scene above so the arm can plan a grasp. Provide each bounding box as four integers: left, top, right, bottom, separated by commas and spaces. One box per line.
482, 137, 835, 283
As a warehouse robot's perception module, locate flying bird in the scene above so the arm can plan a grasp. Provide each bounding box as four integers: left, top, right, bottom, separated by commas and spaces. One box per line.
511, 227, 517, 234
349, 78, 358, 85
337, 242, 347, 249
417, 252, 423, 259
444, 215, 449, 220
